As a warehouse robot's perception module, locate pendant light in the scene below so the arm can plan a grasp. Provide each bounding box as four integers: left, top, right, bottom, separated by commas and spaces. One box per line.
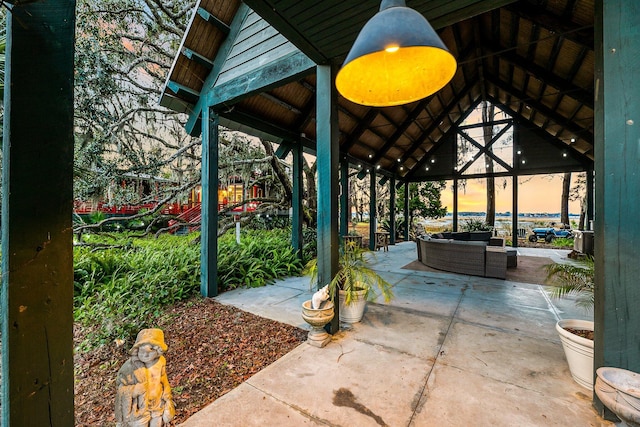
335, 0, 457, 107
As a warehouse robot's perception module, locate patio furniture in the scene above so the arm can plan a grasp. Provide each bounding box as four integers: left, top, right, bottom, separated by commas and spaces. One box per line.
506, 247, 517, 268
374, 232, 389, 251
418, 237, 507, 278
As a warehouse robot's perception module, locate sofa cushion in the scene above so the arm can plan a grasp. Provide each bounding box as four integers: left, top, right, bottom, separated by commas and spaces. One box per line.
469, 231, 492, 241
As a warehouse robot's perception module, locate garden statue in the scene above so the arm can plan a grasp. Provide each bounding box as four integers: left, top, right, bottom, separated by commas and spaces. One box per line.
115, 328, 175, 427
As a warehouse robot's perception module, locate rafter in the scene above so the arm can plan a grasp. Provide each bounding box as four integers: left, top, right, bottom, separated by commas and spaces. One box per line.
487, 75, 593, 145
340, 108, 379, 152
370, 97, 432, 165
505, 2, 593, 50
404, 96, 482, 180
398, 84, 476, 173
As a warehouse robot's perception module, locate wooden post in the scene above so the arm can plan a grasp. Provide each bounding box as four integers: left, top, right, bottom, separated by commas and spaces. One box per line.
316, 63, 340, 333
200, 107, 219, 297
594, 0, 640, 415
403, 182, 410, 241
1, 2, 76, 424
389, 177, 396, 244
369, 169, 377, 250
453, 178, 459, 231
292, 141, 304, 258
512, 123, 519, 247
586, 168, 594, 229
339, 156, 349, 238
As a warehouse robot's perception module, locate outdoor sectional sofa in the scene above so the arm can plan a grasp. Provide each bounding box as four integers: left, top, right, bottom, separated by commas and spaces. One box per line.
416, 232, 507, 279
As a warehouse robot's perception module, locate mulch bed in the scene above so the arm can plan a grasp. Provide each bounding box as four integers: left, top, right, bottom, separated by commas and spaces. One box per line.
74, 298, 307, 426
402, 255, 556, 286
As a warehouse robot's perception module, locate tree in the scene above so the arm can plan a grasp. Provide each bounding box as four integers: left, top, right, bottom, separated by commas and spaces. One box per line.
482, 101, 496, 226
561, 172, 571, 227
72, 0, 316, 238
396, 181, 447, 234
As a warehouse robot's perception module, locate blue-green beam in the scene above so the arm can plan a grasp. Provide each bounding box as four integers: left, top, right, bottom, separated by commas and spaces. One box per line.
292, 141, 303, 259
200, 107, 219, 297
389, 178, 396, 244
340, 157, 349, 238
316, 63, 340, 333
594, 1, 640, 416
197, 6, 231, 35
369, 169, 376, 251
181, 47, 214, 70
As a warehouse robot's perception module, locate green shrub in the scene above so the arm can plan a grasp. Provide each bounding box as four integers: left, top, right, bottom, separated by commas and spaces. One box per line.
461, 218, 493, 232
74, 229, 302, 349
552, 237, 574, 248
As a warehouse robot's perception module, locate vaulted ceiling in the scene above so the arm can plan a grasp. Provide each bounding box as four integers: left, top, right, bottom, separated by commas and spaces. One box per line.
161, 0, 594, 181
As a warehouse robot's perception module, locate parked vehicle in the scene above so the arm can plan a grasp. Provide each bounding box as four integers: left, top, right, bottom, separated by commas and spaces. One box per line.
529, 226, 573, 243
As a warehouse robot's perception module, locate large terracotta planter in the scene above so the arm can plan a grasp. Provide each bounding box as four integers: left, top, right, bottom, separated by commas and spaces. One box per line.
556, 319, 594, 390
301, 300, 334, 347
338, 288, 367, 323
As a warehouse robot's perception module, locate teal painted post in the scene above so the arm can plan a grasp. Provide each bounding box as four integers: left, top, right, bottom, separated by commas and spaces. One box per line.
512, 176, 518, 247
316, 64, 340, 333
292, 141, 304, 258
340, 157, 349, 238
586, 169, 594, 228
453, 178, 459, 231
389, 177, 396, 244
594, 0, 640, 414
512, 125, 519, 247
403, 183, 410, 241
1, 2, 76, 425
369, 169, 377, 250
200, 107, 219, 297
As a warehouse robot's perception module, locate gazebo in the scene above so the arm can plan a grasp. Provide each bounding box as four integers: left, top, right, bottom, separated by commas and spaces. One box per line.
1, 0, 638, 424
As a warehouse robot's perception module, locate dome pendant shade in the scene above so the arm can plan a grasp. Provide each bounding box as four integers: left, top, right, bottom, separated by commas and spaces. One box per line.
335, 0, 457, 107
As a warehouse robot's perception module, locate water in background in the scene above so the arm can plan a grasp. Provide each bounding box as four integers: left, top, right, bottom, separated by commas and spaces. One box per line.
422, 212, 580, 235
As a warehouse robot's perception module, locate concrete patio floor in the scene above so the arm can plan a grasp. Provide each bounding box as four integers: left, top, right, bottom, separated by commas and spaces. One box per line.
181, 242, 613, 427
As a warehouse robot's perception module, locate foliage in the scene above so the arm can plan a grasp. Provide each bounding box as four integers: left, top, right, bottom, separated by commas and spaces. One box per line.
302, 226, 317, 264
395, 182, 447, 232
461, 218, 493, 232
216, 229, 303, 290
551, 237, 574, 249
545, 257, 594, 310
74, 230, 302, 348
304, 242, 393, 306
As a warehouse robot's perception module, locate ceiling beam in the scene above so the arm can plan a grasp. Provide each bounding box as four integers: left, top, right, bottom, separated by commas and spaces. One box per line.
486, 74, 593, 145
404, 95, 483, 181
487, 94, 593, 163
197, 7, 231, 35
166, 80, 200, 104
370, 97, 432, 165
181, 47, 214, 70
242, 0, 326, 64
403, 84, 475, 161
505, 2, 593, 50
485, 43, 593, 109
339, 107, 380, 151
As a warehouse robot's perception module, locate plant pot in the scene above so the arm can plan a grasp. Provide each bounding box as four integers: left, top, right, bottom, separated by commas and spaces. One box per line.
556, 319, 594, 390
301, 300, 334, 348
338, 288, 367, 323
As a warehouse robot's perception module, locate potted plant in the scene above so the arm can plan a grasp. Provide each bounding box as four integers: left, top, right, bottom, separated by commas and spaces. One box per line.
545, 256, 594, 390
304, 241, 394, 323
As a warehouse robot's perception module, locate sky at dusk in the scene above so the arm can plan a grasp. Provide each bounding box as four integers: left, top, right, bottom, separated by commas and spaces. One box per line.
439, 173, 582, 214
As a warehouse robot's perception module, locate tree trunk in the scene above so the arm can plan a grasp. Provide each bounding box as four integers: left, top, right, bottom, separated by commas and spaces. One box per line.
561, 172, 571, 227
303, 158, 317, 227
482, 101, 496, 226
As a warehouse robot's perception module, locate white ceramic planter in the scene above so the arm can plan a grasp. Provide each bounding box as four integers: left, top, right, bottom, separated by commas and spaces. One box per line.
338, 289, 367, 323
556, 319, 594, 390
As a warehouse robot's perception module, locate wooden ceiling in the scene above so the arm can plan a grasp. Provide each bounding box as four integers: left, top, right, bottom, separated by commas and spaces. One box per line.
161, 0, 594, 181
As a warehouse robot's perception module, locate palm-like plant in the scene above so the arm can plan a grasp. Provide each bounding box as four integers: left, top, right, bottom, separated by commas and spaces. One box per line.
304, 241, 394, 306
545, 256, 594, 310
